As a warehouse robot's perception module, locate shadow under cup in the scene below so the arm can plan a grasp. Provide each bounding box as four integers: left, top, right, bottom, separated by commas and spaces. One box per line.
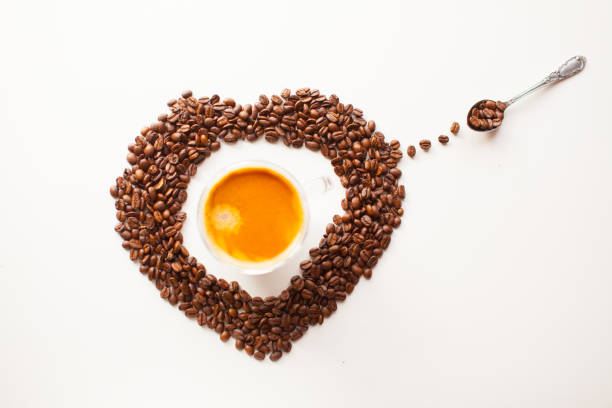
197, 161, 309, 275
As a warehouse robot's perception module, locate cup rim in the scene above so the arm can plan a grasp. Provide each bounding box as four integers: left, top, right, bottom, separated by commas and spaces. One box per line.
197, 160, 309, 276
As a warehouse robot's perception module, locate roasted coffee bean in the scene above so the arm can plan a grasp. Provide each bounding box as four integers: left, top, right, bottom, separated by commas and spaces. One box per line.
419, 139, 431, 151
111, 88, 405, 362
254, 351, 265, 361
127, 152, 137, 165
407, 145, 416, 158
438, 135, 449, 144
450, 122, 460, 134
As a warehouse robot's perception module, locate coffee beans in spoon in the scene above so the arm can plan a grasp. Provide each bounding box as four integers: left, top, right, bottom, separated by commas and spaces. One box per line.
110, 88, 404, 362
467, 99, 506, 131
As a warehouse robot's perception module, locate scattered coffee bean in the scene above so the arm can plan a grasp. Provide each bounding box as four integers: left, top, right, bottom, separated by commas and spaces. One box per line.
407, 145, 416, 158
111, 88, 405, 362
419, 139, 431, 151
450, 122, 460, 134
438, 135, 449, 144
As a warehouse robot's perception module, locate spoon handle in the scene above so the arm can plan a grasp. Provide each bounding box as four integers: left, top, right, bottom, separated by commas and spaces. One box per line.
505, 55, 586, 107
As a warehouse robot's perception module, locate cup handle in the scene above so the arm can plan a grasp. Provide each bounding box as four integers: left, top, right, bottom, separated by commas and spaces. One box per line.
303, 175, 335, 202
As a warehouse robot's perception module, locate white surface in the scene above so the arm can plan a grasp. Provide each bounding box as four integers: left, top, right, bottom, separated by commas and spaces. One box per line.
1, 1, 612, 407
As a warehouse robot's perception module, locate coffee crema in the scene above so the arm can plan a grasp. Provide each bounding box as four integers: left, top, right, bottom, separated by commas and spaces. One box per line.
203, 167, 304, 263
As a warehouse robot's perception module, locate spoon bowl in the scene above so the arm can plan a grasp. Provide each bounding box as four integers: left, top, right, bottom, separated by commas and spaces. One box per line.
466, 99, 505, 131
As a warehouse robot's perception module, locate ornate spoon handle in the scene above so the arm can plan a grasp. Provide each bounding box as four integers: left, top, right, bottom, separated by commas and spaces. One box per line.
505, 55, 586, 107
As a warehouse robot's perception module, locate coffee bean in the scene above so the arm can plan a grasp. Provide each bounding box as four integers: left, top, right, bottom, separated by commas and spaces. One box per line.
305, 141, 320, 151
150, 122, 166, 133
126, 152, 137, 165
111, 88, 405, 362
144, 144, 155, 156
254, 351, 265, 361
419, 139, 431, 151
469, 116, 480, 129
438, 135, 449, 144
407, 145, 416, 158
450, 122, 459, 134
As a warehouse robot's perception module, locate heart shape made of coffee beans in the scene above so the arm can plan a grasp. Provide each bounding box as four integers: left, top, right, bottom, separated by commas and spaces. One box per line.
111, 88, 405, 362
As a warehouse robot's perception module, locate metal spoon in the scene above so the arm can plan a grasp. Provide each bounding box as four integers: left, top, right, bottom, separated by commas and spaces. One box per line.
467, 55, 587, 131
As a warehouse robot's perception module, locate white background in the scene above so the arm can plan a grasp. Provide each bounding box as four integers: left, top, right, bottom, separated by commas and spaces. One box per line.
1, 0, 611, 407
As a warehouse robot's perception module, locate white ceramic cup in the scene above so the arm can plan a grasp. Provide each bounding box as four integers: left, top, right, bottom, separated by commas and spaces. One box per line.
197, 160, 310, 276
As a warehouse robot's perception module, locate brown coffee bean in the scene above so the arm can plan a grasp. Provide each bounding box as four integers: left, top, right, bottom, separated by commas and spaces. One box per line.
144, 144, 155, 156
254, 351, 265, 361
269, 351, 282, 361
419, 139, 431, 151
134, 169, 144, 181
160, 287, 170, 299
469, 116, 481, 129
305, 141, 320, 151
484, 100, 496, 110
450, 122, 459, 134
438, 135, 449, 144
407, 145, 416, 158
127, 153, 138, 166
153, 122, 167, 133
